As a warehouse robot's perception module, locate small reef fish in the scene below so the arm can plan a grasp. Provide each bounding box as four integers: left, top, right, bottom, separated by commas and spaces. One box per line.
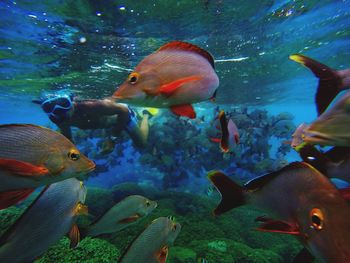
298, 144, 350, 183
290, 123, 309, 150
0, 124, 95, 209
119, 216, 181, 263
113, 41, 219, 119
85, 195, 157, 237
289, 54, 350, 115
210, 110, 240, 153
208, 162, 350, 263
0, 178, 88, 263
302, 91, 350, 146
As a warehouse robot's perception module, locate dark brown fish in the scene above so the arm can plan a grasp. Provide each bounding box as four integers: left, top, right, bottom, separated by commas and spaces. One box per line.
208, 162, 350, 262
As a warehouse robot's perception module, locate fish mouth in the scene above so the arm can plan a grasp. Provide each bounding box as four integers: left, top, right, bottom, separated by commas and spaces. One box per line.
85, 160, 96, 173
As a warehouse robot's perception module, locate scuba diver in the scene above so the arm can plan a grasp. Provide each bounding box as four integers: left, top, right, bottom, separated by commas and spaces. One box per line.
33, 90, 151, 149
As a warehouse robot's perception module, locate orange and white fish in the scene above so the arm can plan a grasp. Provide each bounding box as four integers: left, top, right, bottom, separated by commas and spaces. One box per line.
119, 216, 181, 263
208, 162, 350, 263
289, 54, 350, 115
0, 124, 95, 209
113, 41, 219, 119
210, 111, 239, 153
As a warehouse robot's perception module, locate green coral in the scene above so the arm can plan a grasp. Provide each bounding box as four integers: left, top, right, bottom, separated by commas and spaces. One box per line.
36, 237, 120, 263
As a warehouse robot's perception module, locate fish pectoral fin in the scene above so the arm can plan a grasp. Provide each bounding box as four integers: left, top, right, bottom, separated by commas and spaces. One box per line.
118, 214, 141, 224
170, 104, 196, 119
155, 246, 168, 263
292, 248, 315, 263
0, 188, 35, 210
255, 216, 300, 235
207, 170, 245, 215
159, 76, 202, 97
68, 224, 81, 248
142, 87, 160, 96
0, 158, 49, 177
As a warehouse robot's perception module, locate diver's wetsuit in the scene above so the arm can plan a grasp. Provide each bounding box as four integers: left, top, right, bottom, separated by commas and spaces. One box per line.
52, 99, 148, 148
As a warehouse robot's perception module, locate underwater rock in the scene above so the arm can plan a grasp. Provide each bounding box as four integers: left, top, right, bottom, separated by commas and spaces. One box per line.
208, 240, 227, 252
85, 187, 114, 217
35, 237, 120, 263
191, 238, 283, 263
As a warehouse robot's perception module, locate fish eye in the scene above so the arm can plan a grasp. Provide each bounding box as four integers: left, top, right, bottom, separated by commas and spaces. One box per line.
310, 208, 324, 230
128, 72, 140, 85
68, 149, 80, 161
145, 200, 150, 207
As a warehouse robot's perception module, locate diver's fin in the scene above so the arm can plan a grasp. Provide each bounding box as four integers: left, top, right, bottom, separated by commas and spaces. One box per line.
155, 246, 168, 263
118, 214, 140, 224
160, 76, 201, 97
255, 216, 300, 235
289, 54, 342, 115
0, 188, 35, 210
298, 144, 330, 175
292, 248, 315, 263
68, 224, 80, 248
339, 187, 350, 201
0, 158, 49, 177
207, 170, 245, 215
170, 104, 196, 119
158, 41, 215, 68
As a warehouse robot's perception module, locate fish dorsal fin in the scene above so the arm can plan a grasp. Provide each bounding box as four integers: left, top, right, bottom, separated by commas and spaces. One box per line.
158, 41, 215, 68
245, 162, 310, 191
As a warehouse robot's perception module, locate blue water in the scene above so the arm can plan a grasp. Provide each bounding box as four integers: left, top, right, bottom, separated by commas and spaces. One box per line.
1, 1, 350, 262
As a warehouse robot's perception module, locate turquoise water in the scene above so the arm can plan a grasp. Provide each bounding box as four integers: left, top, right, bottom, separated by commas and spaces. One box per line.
1, 1, 350, 262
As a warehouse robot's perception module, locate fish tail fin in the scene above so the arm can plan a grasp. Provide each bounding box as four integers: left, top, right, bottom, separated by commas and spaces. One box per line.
0, 188, 34, 210
289, 54, 342, 115
298, 144, 330, 175
207, 170, 245, 215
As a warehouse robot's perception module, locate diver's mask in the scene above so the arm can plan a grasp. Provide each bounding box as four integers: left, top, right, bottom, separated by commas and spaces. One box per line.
41, 96, 73, 123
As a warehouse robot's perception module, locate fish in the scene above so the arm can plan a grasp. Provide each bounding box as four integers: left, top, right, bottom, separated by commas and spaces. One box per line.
0, 178, 88, 263
119, 216, 181, 263
113, 41, 219, 119
290, 123, 309, 150
298, 144, 350, 183
210, 111, 240, 153
302, 91, 350, 146
0, 124, 95, 209
289, 54, 350, 115
208, 162, 350, 263
85, 195, 157, 237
